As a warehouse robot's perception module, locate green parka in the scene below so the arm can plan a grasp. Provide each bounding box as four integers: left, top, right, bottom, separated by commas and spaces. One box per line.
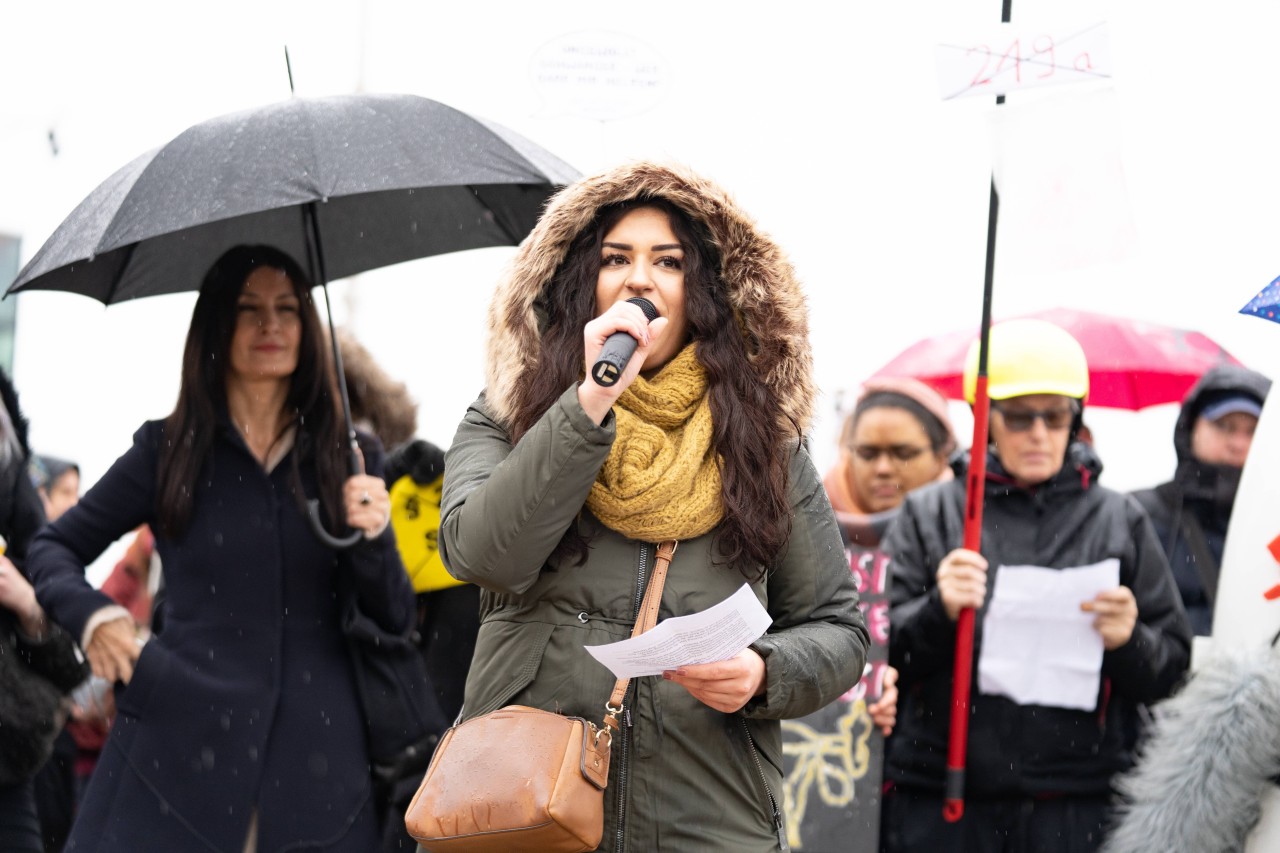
440, 162, 869, 852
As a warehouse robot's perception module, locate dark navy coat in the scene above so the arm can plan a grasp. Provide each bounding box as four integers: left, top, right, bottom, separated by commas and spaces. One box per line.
29, 420, 415, 852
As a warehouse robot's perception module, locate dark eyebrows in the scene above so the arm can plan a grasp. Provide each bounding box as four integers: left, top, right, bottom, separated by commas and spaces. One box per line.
238, 291, 299, 303
601, 242, 684, 251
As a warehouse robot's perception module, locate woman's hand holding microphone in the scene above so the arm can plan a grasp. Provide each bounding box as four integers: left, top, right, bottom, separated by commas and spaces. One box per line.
579, 299, 669, 424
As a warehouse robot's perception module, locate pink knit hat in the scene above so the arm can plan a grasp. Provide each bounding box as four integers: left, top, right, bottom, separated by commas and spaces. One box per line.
840, 377, 958, 457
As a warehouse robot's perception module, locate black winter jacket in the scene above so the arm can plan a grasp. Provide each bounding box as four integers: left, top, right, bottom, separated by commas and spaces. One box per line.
1132, 364, 1271, 636
884, 455, 1191, 798
0, 367, 89, 789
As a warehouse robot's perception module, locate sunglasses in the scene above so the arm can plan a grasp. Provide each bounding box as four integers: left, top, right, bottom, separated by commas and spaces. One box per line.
992, 403, 1077, 432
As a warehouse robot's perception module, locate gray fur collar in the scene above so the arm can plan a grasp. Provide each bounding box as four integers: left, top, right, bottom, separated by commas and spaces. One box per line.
1104, 645, 1280, 853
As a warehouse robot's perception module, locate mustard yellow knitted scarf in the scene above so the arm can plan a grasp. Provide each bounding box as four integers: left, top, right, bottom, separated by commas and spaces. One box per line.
586, 344, 723, 541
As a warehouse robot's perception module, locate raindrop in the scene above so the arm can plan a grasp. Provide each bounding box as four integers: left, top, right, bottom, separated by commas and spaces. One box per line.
209, 584, 217, 594
220, 715, 231, 731
302, 669, 313, 684
307, 752, 329, 777
248, 746, 259, 761
201, 747, 216, 770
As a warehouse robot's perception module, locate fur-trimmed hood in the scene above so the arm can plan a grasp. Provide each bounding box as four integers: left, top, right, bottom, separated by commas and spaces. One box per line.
335, 327, 419, 450
484, 161, 814, 434
1104, 644, 1280, 853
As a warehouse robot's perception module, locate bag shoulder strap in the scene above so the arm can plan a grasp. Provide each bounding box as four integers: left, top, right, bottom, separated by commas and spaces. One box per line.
1155, 481, 1221, 606
1178, 508, 1220, 607
604, 540, 677, 731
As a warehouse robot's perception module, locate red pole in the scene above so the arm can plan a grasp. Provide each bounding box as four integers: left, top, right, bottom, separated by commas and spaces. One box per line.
943, 0, 1008, 815
942, 372, 989, 822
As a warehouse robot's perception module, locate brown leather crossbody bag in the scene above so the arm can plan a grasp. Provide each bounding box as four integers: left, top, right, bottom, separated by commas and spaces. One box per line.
405, 540, 677, 852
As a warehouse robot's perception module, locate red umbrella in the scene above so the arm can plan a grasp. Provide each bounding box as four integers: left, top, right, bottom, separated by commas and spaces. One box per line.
869, 307, 1242, 410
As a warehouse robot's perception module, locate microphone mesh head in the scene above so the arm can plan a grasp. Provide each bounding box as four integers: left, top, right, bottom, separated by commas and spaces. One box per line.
627, 296, 660, 322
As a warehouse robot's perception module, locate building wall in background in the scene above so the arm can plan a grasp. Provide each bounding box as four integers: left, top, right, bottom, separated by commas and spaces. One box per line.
0, 235, 18, 374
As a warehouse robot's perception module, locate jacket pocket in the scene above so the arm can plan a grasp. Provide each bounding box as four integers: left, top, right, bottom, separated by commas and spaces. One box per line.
741, 718, 789, 851
748, 718, 785, 777
463, 620, 557, 718
115, 640, 171, 719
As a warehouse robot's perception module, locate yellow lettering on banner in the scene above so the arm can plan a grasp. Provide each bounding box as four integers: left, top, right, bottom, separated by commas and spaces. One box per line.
780, 701, 874, 849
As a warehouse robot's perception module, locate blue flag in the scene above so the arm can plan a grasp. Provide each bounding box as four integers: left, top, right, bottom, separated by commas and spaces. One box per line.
1240, 276, 1280, 325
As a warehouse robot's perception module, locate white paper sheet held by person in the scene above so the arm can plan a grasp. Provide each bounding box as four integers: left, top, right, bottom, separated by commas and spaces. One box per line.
977, 558, 1121, 711
584, 583, 773, 679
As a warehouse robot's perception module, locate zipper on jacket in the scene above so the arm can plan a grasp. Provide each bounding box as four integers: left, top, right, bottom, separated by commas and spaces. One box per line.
614, 542, 650, 853
741, 718, 788, 852
632, 544, 650, 625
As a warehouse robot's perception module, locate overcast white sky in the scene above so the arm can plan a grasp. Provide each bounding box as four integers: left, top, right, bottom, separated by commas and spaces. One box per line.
4, 0, 1279, 521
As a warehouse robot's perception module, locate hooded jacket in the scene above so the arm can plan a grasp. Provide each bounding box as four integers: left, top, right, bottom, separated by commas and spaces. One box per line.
1132, 364, 1271, 636
440, 162, 868, 852
883, 451, 1191, 799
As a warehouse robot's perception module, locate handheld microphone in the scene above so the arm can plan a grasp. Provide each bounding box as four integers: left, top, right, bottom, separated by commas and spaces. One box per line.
590, 297, 660, 387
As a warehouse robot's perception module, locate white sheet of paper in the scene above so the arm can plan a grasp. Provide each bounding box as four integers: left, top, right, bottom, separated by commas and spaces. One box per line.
977, 558, 1120, 712
584, 584, 772, 679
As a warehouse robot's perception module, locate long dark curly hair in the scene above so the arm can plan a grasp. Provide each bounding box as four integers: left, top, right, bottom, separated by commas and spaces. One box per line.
508, 197, 793, 580
156, 245, 347, 538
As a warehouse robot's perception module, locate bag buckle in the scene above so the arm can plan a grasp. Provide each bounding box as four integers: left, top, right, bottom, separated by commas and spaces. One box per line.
603, 701, 624, 732
588, 720, 613, 749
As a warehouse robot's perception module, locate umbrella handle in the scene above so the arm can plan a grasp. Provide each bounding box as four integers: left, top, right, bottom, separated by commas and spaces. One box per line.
305, 499, 363, 549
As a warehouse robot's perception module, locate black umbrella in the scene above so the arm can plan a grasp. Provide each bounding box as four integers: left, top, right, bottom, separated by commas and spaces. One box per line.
7, 92, 578, 545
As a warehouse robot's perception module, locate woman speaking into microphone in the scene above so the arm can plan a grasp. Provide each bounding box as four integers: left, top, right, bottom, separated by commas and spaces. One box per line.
438, 161, 869, 851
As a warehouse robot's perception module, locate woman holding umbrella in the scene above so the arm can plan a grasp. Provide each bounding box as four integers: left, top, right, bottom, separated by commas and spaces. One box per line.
880, 319, 1191, 853
27, 245, 413, 852
438, 161, 869, 850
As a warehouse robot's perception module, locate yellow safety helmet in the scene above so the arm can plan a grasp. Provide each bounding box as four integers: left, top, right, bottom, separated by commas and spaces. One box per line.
963, 318, 1089, 403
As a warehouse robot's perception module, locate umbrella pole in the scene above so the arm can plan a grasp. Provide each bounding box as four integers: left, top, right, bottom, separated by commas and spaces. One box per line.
943, 0, 1010, 824
303, 201, 364, 549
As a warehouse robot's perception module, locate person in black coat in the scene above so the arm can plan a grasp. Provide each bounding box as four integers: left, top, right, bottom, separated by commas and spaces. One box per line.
0, 368, 89, 853
336, 329, 460, 853
1132, 364, 1271, 636
27, 246, 415, 852
880, 320, 1191, 853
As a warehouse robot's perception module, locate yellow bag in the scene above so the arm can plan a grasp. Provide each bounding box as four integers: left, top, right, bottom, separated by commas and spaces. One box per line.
388, 472, 464, 593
